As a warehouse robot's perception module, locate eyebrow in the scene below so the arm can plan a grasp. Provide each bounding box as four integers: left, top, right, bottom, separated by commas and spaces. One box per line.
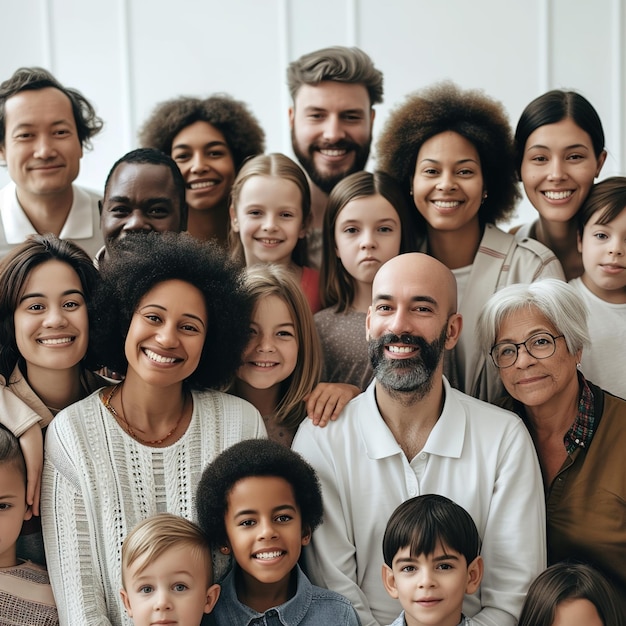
419, 157, 479, 165
105, 195, 174, 205
526, 143, 590, 152
373, 294, 438, 306
303, 105, 366, 115
394, 553, 460, 565
233, 504, 298, 518
138, 304, 206, 328
20, 289, 84, 304
171, 140, 228, 151
495, 327, 552, 343
12, 119, 73, 131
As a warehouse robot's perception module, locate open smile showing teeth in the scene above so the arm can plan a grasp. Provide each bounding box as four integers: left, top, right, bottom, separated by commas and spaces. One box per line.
319, 149, 347, 157
38, 337, 74, 345
543, 190, 573, 200
433, 200, 461, 208
254, 550, 284, 560
189, 181, 217, 190
252, 361, 278, 368
258, 238, 282, 245
387, 346, 415, 354
143, 348, 178, 364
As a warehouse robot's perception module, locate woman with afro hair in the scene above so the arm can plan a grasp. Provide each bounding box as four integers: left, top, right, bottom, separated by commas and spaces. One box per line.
41, 232, 266, 626
139, 94, 265, 245
377, 81, 565, 402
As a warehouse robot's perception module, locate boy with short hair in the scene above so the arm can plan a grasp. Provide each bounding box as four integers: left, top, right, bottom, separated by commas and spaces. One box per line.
382, 494, 483, 626
573, 176, 626, 398
0, 425, 58, 625
120, 513, 220, 626
195, 438, 360, 625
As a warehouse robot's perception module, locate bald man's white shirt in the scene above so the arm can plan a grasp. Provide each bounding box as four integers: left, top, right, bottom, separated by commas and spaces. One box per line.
292, 378, 546, 626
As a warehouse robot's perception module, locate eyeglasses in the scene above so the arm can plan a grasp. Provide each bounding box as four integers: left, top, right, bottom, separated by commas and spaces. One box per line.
490, 332, 565, 369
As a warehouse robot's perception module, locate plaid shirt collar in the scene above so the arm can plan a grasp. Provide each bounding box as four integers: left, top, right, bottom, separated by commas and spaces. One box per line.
563, 373, 596, 454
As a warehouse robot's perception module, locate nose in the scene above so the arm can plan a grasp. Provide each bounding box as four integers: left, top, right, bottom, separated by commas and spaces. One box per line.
608, 239, 625, 256
262, 214, 277, 231
122, 210, 151, 232
256, 517, 279, 540
190, 151, 209, 174
33, 135, 56, 160
435, 172, 457, 192
322, 115, 346, 143
514, 343, 537, 368
256, 332, 276, 353
153, 588, 173, 611
417, 568, 436, 589
387, 308, 411, 337
155, 321, 180, 349
547, 159, 566, 181
359, 228, 376, 250
43, 305, 68, 328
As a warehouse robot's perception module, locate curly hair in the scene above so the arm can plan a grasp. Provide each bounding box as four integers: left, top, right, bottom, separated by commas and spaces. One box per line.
138, 94, 265, 172
377, 81, 520, 226
321, 170, 417, 311
0, 66, 103, 149
196, 438, 323, 547
90, 231, 252, 390
0, 234, 101, 380
287, 46, 383, 106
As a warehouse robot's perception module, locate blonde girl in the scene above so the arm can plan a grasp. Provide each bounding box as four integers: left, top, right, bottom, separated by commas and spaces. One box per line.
230, 265, 322, 446
315, 170, 415, 390
229, 153, 321, 312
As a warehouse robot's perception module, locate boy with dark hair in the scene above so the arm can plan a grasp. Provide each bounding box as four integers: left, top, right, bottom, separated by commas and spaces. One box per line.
382, 494, 483, 626
196, 438, 360, 625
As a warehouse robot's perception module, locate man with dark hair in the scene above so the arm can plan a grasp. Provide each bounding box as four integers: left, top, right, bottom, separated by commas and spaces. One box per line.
96, 148, 188, 266
293, 252, 546, 626
287, 46, 383, 268
0, 67, 104, 259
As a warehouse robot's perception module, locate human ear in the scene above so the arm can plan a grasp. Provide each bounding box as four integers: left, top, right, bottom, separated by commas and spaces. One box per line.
23, 503, 33, 522
381, 564, 400, 599
465, 556, 484, 594
204, 583, 221, 613
595, 149, 607, 177
229, 205, 239, 233
219, 545, 231, 555
444, 313, 463, 350
577, 230, 583, 254
365, 306, 372, 341
120, 588, 133, 617
301, 525, 312, 546
289, 107, 295, 129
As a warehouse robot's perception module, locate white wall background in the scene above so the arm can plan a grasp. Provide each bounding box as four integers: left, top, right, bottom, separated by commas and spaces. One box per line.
1, 0, 624, 226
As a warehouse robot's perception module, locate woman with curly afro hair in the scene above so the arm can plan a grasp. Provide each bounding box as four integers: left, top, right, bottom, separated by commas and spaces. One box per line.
41, 231, 266, 626
139, 94, 265, 245
377, 81, 565, 402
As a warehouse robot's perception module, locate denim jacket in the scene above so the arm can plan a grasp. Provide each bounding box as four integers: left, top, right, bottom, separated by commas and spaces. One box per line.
213, 564, 361, 626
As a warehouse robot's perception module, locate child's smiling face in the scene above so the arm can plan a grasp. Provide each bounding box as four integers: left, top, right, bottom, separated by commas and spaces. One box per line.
579, 206, 626, 303
223, 475, 310, 606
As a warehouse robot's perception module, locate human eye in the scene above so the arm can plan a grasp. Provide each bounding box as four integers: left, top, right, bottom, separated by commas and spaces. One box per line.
593, 231, 609, 240
172, 151, 190, 162
375, 304, 393, 313
307, 112, 324, 121
147, 206, 170, 217
436, 562, 454, 570
53, 128, 72, 137
280, 211, 295, 219
531, 334, 552, 347
109, 204, 130, 215
144, 313, 162, 324
377, 225, 394, 233
173, 583, 188, 592
566, 152, 586, 161
496, 344, 516, 358
530, 154, 548, 163
342, 112, 363, 122
275, 514, 293, 523
139, 585, 154, 594
343, 226, 358, 234
400, 565, 416, 573
246, 209, 262, 217
0, 503, 11, 511
207, 149, 227, 158
26, 303, 45, 312
422, 167, 439, 176
181, 323, 200, 333
457, 167, 474, 176
63, 300, 81, 310
276, 330, 295, 339
239, 518, 256, 527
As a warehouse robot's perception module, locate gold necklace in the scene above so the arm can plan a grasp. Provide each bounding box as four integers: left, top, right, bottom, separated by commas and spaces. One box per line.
102, 384, 186, 445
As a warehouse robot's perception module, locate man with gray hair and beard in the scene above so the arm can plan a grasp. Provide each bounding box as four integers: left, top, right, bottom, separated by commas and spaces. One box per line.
292, 253, 546, 626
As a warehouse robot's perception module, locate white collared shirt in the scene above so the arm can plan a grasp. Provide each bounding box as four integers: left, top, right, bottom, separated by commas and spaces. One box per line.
292, 378, 546, 626
0, 181, 103, 259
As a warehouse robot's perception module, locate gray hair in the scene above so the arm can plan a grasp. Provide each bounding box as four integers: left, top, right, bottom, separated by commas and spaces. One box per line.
287, 46, 383, 105
476, 279, 589, 357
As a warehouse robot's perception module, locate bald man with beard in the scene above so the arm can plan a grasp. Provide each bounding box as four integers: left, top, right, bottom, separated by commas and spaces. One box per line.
293, 253, 546, 626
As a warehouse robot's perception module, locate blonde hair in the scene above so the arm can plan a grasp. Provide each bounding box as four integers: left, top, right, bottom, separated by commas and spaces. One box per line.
228, 153, 311, 267
121, 513, 212, 588
237, 264, 321, 430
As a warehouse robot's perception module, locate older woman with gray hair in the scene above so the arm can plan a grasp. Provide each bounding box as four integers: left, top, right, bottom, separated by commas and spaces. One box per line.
476, 278, 626, 611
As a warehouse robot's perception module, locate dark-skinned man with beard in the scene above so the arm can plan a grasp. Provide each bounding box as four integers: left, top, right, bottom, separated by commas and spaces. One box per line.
293, 252, 546, 626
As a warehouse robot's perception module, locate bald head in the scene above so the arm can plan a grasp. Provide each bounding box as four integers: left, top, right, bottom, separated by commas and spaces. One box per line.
372, 253, 458, 315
